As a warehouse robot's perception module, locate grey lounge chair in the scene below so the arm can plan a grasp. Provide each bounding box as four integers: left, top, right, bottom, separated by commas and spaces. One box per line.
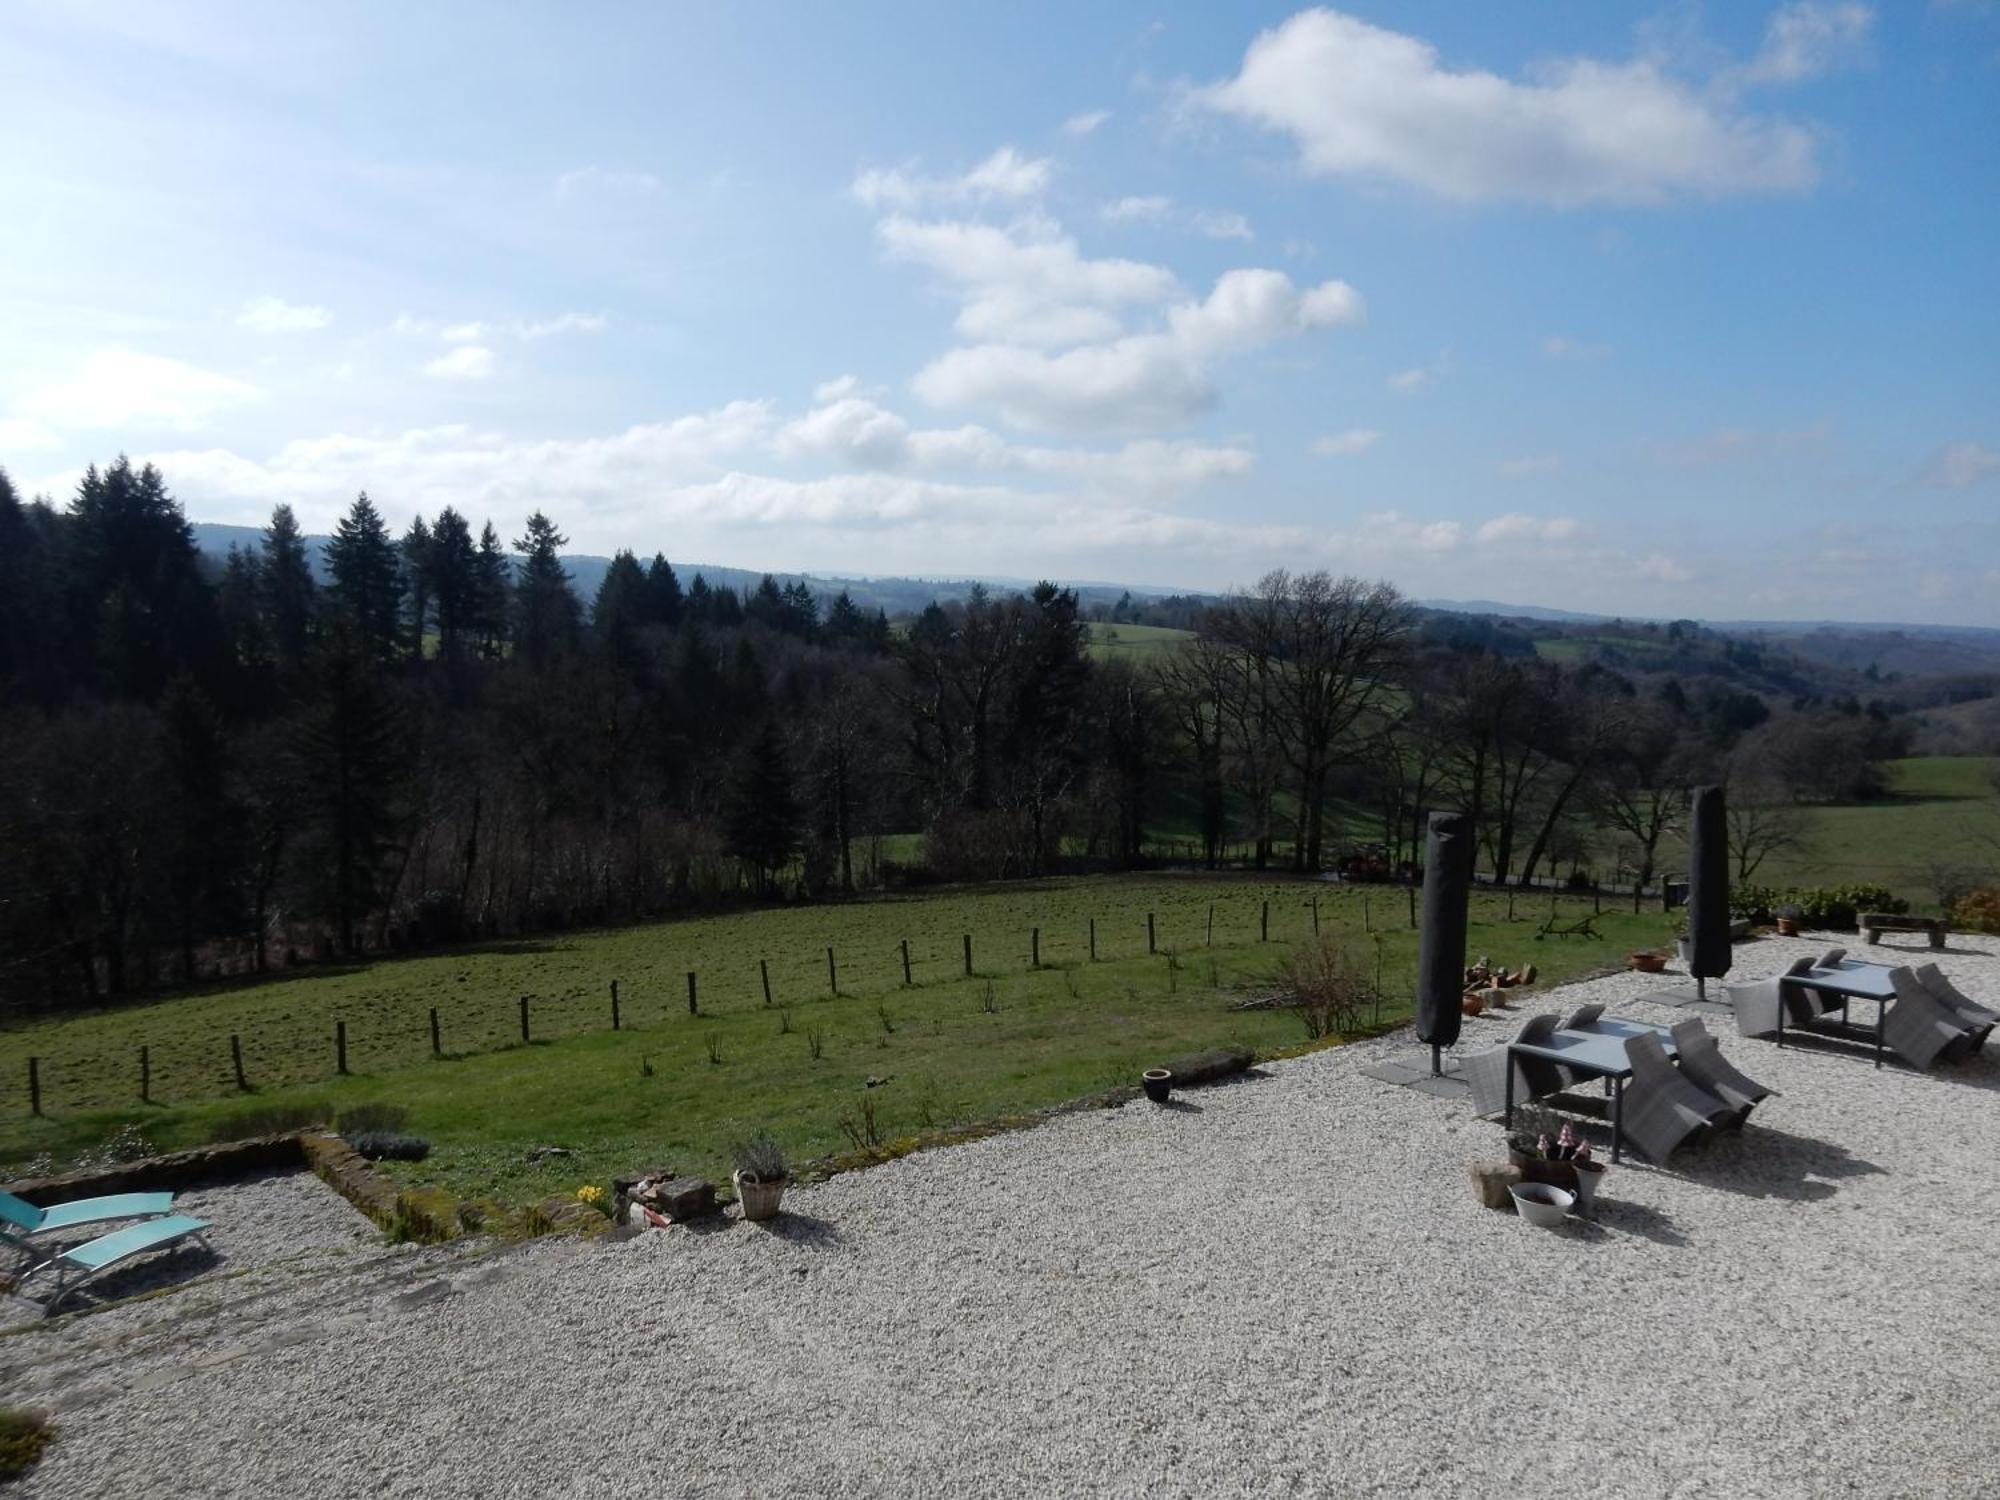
1886, 968, 1979, 1069
1564, 1003, 1606, 1031
27, 1214, 211, 1315
1915, 963, 1996, 1049
1620, 1032, 1735, 1163
1818, 948, 1847, 969
1729, 957, 1820, 1039
1464, 1014, 1569, 1118
0, 1188, 175, 1267
1669, 1018, 1774, 1124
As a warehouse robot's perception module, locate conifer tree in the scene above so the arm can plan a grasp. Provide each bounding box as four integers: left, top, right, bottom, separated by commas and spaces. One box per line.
259, 503, 318, 675
511, 511, 579, 667
326, 492, 403, 664
726, 718, 801, 895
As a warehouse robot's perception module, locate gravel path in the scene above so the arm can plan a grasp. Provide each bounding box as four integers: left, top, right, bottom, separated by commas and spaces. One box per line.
10, 933, 2000, 1498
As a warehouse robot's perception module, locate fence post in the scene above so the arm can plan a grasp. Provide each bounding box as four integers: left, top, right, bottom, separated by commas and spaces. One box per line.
519, 995, 531, 1043
760, 959, 772, 1007
1407, 882, 1417, 929
827, 946, 838, 996
900, 940, 912, 986
1089, 917, 1097, 961
962, 933, 973, 977
140, 1045, 151, 1104
1363, 893, 1371, 933
1031, 928, 1040, 968
687, 971, 698, 1016
1507, 888, 1516, 922
1206, 903, 1214, 947
336, 1022, 349, 1076
611, 979, 621, 1031
230, 1035, 247, 1092
429, 1007, 441, 1058
1261, 900, 1270, 942
28, 1057, 40, 1117
1311, 895, 1320, 935
1147, 912, 1157, 954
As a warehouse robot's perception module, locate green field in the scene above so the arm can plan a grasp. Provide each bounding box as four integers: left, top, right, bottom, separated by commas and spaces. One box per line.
0, 875, 1669, 1203
1085, 622, 1194, 660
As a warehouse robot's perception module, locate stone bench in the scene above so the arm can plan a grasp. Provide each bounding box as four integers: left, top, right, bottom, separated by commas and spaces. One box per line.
1860, 912, 1947, 949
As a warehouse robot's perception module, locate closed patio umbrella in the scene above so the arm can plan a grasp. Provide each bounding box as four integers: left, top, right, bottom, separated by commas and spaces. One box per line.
1686, 784, 1731, 1002
1415, 809, 1473, 1075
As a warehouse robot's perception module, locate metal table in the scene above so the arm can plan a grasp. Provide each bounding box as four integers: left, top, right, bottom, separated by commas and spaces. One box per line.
1504, 1019, 1680, 1164
1784, 961, 1899, 1068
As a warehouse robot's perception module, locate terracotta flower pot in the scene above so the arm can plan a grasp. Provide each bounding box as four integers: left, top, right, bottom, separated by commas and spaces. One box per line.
1461, 992, 1485, 1017
1627, 951, 1667, 974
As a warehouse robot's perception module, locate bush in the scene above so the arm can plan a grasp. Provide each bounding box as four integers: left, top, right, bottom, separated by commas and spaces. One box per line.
204, 1102, 330, 1143
335, 1102, 410, 1135
1787, 884, 1907, 931
1730, 886, 1781, 924
346, 1131, 430, 1162
1953, 888, 2000, 935
0, 1409, 53, 1481
732, 1132, 788, 1182
1276, 935, 1376, 1040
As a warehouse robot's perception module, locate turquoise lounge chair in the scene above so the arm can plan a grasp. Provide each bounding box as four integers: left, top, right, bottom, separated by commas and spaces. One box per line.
1, 1188, 176, 1266
28, 1214, 211, 1315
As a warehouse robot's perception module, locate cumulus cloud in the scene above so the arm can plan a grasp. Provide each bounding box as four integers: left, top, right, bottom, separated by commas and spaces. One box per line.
0, 417, 62, 451
1101, 196, 1253, 240
1477, 512, 1579, 541
1190, 210, 1254, 241
1748, 2, 1874, 83
1102, 195, 1173, 225
851, 147, 1052, 210
18, 350, 260, 431
1195, 8, 1820, 205
1062, 110, 1111, 136
423, 346, 496, 380
913, 268, 1363, 433
236, 296, 331, 333
556, 166, 661, 197
1926, 441, 2000, 489
1312, 428, 1380, 457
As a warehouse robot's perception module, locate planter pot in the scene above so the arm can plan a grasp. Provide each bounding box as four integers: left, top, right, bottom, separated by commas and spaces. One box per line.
1506, 1145, 1579, 1193
1141, 1068, 1173, 1104
1775, 918, 1799, 937
732, 1170, 788, 1222
1571, 1162, 1605, 1219
1460, 993, 1485, 1018
1627, 951, 1667, 974
1508, 1182, 1574, 1228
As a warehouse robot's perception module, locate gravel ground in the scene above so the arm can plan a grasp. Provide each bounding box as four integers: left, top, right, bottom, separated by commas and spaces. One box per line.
9, 932, 2000, 1498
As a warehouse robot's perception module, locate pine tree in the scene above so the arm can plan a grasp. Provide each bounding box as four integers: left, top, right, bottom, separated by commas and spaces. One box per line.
726, 718, 801, 895
511, 511, 579, 667
427, 508, 479, 662
473, 523, 511, 659
593, 550, 649, 666
156, 677, 241, 980
644, 553, 683, 628
326, 492, 403, 664
294, 631, 404, 954
400, 516, 433, 659
259, 503, 318, 675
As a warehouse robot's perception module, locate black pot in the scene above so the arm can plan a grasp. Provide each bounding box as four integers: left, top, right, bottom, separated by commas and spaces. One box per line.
1141, 1068, 1172, 1104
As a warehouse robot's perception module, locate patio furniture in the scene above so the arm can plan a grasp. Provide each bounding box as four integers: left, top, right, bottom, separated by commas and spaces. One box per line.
1730, 957, 1821, 1040
1861, 913, 1947, 949
1669, 1018, 1775, 1124
1465, 1014, 1568, 1118
1502, 1018, 1688, 1163
0, 1189, 175, 1267
1818, 948, 1847, 969
1563, 1002, 1606, 1030
1915, 963, 1996, 1050
1619, 1032, 1735, 1164
1885, 968, 1980, 1070
25, 1214, 211, 1316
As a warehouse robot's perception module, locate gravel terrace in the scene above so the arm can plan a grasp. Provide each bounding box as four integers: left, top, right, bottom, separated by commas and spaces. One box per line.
9, 933, 2000, 1499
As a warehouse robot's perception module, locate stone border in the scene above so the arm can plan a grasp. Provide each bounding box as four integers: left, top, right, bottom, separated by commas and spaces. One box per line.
5, 1134, 311, 1204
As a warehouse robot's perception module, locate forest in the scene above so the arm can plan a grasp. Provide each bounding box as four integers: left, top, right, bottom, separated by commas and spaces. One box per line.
0, 457, 1919, 1014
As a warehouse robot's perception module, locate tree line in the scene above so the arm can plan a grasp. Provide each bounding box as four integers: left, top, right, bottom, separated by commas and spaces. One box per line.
0, 458, 1909, 1013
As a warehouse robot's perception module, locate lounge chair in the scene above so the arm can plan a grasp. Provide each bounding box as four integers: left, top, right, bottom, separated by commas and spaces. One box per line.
26, 1214, 211, 1316
1729, 957, 1820, 1039
1915, 963, 1996, 1050
0, 1188, 175, 1267
1464, 1013, 1569, 1118
1564, 1002, 1606, 1031
1620, 1032, 1735, 1163
1886, 968, 1979, 1069
1669, 1018, 1774, 1125
1818, 948, 1846, 969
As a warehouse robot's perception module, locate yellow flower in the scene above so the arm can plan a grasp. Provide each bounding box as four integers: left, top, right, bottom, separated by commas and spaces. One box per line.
576, 1184, 606, 1206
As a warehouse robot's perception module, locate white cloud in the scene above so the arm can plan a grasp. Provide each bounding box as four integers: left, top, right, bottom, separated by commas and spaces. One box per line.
877, 214, 1178, 347
1102, 195, 1174, 225
557, 166, 661, 197
1062, 110, 1112, 136
1649, 422, 1831, 468
777, 397, 914, 469
1196, 8, 1820, 205
423, 346, 496, 380
19, 350, 260, 431
1541, 334, 1607, 361
441, 321, 486, 344
914, 268, 1363, 433
851, 147, 1052, 210
0, 417, 62, 452
1635, 552, 1694, 583
1477, 512, 1578, 541
1312, 428, 1380, 457
1190, 210, 1254, 241
1927, 441, 2000, 489
1749, 3, 1873, 83
236, 296, 331, 333
519, 312, 607, 338
1497, 454, 1564, 478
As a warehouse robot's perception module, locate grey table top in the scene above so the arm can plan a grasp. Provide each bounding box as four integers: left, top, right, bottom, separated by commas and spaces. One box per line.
1509, 1016, 1680, 1077
1791, 962, 1900, 1000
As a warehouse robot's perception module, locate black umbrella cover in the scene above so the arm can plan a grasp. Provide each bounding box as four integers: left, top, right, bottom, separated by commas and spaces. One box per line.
1414, 810, 1473, 1048
1686, 784, 1732, 980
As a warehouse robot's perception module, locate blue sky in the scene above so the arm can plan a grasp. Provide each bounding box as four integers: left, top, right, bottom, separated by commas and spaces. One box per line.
3, 2, 1996, 622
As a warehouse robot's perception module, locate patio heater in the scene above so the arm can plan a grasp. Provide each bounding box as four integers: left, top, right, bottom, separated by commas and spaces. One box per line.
1685, 784, 1732, 1003
1414, 809, 1472, 1077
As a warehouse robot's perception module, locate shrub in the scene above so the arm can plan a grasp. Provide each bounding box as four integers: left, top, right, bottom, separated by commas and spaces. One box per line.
732, 1132, 788, 1182
71, 1123, 157, 1169
346, 1131, 431, 1162
1730, 886, 1781, 924
1276, 935, 1374, 1041
1788, 884, 1907, 931
1953, 888, 2000, 935
204, 1102, 332, 1143
334, 1102, 410, 1136
0, 1409, 53, 1481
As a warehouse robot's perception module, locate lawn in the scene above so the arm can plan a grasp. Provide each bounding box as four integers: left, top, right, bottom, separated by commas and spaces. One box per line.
0, 874, 1671, 1204
1084, 622, 1194, 661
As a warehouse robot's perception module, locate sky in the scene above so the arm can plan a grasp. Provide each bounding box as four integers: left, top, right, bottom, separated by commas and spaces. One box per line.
2, 2, 1996, 623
